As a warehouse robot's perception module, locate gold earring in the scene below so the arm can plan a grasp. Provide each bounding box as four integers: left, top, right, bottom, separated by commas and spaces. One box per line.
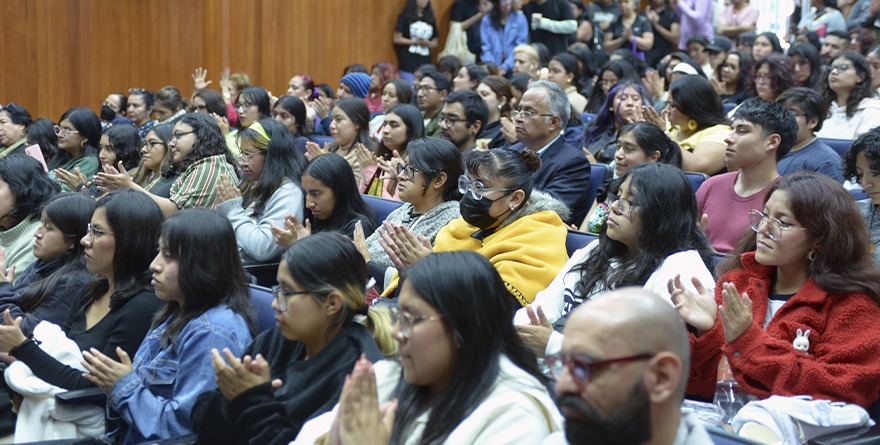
687, 119, 698, 131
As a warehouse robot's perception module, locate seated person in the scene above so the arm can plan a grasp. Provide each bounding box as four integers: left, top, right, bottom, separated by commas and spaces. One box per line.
817, 51, 880, 141
545, 288, 714, 444
775, 88, 843, 182
516, 163, 715, 358
81, 209, 254, 443
675, 172, 880, 408
663, 75, 731, 176
215, 120, 307, 265
698, 98, 797, 253
843, 129, 880, 264
192, 233, 394, 445
0, 193, 94, 335
293, 251, 562, 445
354, 138, 462, 290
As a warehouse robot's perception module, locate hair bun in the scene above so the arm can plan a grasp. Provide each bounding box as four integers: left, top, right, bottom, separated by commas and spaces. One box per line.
519, 149, 542, 173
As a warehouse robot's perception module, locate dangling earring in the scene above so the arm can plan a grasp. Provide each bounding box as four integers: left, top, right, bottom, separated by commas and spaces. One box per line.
807, 250, 817, 262
687, 119, 698, 131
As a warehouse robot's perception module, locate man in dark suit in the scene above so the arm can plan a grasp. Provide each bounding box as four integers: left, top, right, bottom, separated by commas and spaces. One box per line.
514, 80, 591, 225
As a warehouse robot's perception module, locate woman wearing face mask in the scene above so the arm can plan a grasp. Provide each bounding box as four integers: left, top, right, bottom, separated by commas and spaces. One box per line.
215, 119, 307, 265
52, 107, 102, 192
404, 148, 568, 309
353, 138, 462, 291
0, 103, 33, 158
93, 113, 239, 216
0, 156, 60, 275
192, 232, 394, 445
293, 251, 561, 445
516, 163, 714, 358
358, 104, 424, 200
0, 193, 94, 336
127, 89, 158, 143
674, 172, 880, 408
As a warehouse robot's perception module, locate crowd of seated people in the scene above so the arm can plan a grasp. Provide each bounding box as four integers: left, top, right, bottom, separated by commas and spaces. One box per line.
4, 0, 880, 443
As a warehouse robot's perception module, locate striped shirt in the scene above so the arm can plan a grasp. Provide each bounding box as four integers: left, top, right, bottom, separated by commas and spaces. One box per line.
169, 154, 237, 209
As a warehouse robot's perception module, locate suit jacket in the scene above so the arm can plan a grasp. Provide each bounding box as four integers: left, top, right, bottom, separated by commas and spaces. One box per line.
523, 136, 591, 225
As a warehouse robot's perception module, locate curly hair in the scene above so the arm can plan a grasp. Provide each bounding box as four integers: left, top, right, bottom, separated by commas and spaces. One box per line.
822, 51, 875, 119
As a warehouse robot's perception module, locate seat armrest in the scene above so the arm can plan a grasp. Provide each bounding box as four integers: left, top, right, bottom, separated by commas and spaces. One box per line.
55, 387, 106, 405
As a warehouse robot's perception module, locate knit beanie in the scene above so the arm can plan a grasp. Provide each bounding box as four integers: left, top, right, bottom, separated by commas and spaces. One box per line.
340, 72, 371, 99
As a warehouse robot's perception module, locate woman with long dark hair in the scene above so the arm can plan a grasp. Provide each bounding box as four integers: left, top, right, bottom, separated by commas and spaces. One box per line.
789, 43, 822, 90
295, 251, 560, 445
216, 119, 307, 264
663, 74, 730, 175
746, 54, 795, 102
519, 163, 714, 357
0, 190, 163, 394
94, 113, 239, 216
272, 153, 377, 247
193, 232, 394, 445
675, 172, 880, 408
547, 53, 587, 113
358, 104, 424, 199
272, 95, 310, 154
130, 123, 176, 197
52, 107, 101, 192
583, 80, 651, 163
81, 208, 255, 443
0, 193, 94, 335
306, 98, 376, 186
713, 50, 754, 105
818, 51, 880, 140
476, 75, 515, 149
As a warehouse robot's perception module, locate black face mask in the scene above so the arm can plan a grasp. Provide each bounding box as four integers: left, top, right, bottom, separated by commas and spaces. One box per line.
100, 105, 117, 122
460, 193, 513, 229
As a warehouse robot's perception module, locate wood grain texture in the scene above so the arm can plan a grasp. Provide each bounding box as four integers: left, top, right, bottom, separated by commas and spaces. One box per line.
0, 0, 455, 121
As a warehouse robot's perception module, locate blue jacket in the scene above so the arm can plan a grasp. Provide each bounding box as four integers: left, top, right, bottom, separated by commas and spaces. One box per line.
107, 305, 253, 444
480, 12, 529, 73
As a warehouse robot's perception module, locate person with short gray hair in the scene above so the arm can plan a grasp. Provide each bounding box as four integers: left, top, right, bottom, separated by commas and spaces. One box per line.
512, 81, 590, 225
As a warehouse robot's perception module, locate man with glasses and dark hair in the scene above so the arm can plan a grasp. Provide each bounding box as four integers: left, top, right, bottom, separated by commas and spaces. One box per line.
696, 98, 798, 253
440, 90, 488, 155
415, 70, 450, 137
513, 80, 590, 225
544, 287, 711, 445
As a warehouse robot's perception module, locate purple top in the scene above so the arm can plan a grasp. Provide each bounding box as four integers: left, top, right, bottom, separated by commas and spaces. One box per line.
675, 0, 714, 49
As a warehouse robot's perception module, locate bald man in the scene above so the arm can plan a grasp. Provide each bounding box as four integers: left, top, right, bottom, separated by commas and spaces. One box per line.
544, 288, 712, 445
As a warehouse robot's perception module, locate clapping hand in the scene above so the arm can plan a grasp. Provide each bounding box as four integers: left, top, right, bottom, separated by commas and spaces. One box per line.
377, 222, 432, 270
81, 347, 133, 393
719, 282, 753, 344
668, 274, 718, 333
329, 355, 395, 445
305, 141, 329, 161
210, 348, 281, 401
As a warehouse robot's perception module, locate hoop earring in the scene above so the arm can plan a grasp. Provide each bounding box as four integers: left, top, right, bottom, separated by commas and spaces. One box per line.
687, 119, 698, 131
807, 250, 817, 262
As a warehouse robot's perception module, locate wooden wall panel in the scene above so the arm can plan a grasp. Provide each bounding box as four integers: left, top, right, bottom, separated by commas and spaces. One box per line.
0, 0, 455, 122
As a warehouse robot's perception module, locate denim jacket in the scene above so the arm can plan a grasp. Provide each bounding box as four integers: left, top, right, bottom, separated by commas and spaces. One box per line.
480, 11, 529, 73
107, 305, 253, 444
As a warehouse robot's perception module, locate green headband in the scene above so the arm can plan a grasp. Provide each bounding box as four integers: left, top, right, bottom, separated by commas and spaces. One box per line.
248, 121, 271, 145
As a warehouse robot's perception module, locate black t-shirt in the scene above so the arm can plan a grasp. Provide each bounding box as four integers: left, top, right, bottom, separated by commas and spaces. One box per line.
451, 0, 482, 60
607, 14, 653, 41
395, 13, 439, 72
523, 0, 576, 58
646, 8, 680, 68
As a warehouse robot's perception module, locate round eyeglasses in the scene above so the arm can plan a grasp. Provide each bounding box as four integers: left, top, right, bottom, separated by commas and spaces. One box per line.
458, 175, 513, 200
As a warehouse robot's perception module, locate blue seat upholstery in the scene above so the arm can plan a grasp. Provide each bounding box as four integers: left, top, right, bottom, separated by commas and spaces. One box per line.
581, 112, 596, 125
249, 284, 276, 332
723, 103, 736, 114
362, 195, 404, 224
588, 164, 608, 208
565, 230, 598, 257
820, 138, 854, 158
686, 172, 710, 193
308, 135, 334, 147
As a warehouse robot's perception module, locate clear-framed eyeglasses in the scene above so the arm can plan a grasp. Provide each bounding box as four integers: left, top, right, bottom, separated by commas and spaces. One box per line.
458, 175, 513, 200
748, 209, 807, 241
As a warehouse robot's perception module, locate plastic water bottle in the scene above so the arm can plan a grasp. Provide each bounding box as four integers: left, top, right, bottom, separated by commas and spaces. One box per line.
713, 379, 754, 424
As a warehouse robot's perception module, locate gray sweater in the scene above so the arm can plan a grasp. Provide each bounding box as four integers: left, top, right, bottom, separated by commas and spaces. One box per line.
216, 180, 304, 265
858, 199, 880, 265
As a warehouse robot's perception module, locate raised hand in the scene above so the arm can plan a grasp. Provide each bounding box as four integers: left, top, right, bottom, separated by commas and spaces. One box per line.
192, 67, 212, 91
515, 305, 553, 357
336, 355, 395, 445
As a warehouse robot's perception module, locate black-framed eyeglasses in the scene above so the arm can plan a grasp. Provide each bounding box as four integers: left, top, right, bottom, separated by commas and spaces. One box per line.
396, 163, 422, 180
142, 140, 165, 151
390, 306, 444, 339
438, 113, 467, 127
87, 223, 115, 239
458, 175, 513, 201
54, 125, 79, 137
171, 131, 195, 141
608, 195, 637, 216
271, 286, 310, 312
748, 209, 807, 241
235, 101, 255, 110
828, 63, 852, 73
412, 85, 439, 94
511, 109, 554, 121
545, 353, 655, 387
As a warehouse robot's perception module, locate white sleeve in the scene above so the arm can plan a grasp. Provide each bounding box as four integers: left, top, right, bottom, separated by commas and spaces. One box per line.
644, 250, 715, 304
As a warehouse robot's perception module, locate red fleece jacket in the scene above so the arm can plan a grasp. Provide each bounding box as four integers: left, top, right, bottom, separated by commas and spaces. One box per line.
688, 252, 880, 408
